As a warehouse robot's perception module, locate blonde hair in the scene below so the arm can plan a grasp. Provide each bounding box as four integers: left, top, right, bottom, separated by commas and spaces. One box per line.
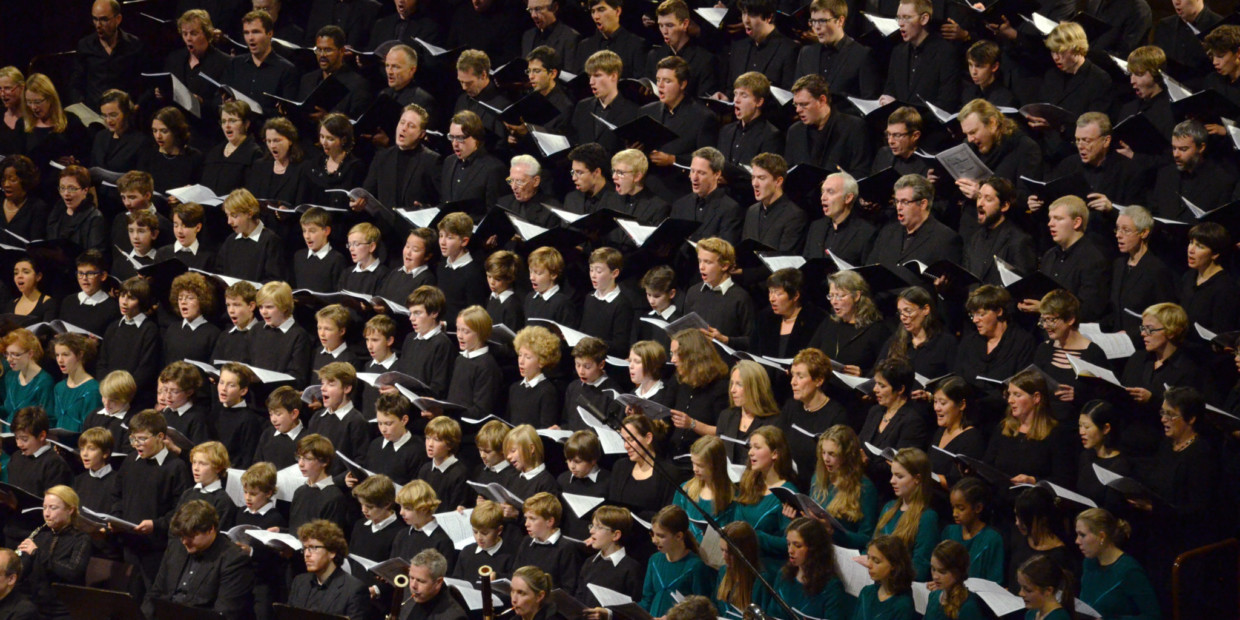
813, 425, 866, 523
256, 281, 294, 315
45, 485, 79, 515
22, 74, 66, 133
189, 441, 231, 473
611, 148, 649, 178
683, 436, 732, 515
502, 424, 544, 470
425, 416, 462, 451
396, 479, 441, 512
457, 305, 492, 342
1045, 21, 1088, 55
522, 491, 562, 523
222, 187, 261, 218
513, 326, 561, 368
874, 448, 934, 547
730, 360, 780, 418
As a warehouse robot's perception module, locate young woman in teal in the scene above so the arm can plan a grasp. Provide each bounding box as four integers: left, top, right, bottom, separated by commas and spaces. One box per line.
1075, 508, 1160, 620
925, 540, 986, 620
0, 328, 54, 423
771, 517, 849, 620
50, 333, 101, 432
853, 535, 916, 620
1018, 554, 1078, 620
875, 447, 939, 581
941, 477, 1005, 583
674, 435, 733, 540
731, 426, 796, 563
809, 424, 878, 549
640, 505, 713, 616
713, 521, 769, 615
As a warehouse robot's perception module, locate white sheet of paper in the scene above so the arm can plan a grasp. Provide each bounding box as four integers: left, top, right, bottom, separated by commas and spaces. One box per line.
834, 547, 873, 596
1078, 323, 1136, 359
562, 493, 605, 519
578, 407, 626, 454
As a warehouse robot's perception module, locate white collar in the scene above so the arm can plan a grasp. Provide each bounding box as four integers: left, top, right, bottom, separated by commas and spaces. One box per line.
308, 476, 334, 489
246, 500, 276, 515
596, 547, 627, 566
90, 464, 113, 478
416, 325, 442, 340
476, 539, 503, 555
226, 401, 248, 410
382, 430, 413, 451
491, 289, 514, 303
175, 239, 200, 255
461, 346, 489, 359
323, 400, 356, 420
269, 316, 295, 333
308, 245, 332, 259
31, 444, 51, 458
147, 447, 170, 466
487, 460, 510, 474
367, 512, 399, 532
121, 313, 148, 327
635, 380, 664, 399
195, 479, 223, 493
577, 465, 601, 483
655, 305, 677, 320
78, 289, 110, 306
353, 259, 380, 273
417, 519, 440, 535
531, 529, 561, 545
521, 463, 547, 480
535, 285, 561, 301
520, 373, 547, 388
593, 286, 620, 302
172, 401, 193, 415
237, 221, 265, 241
432, 454, 459, 473
586, 375, 607, 388
704, 278, 734, 295
98, 406, 127, 420
129, 246, 157, 260
444, 253, 473, 269
277, 422, 304, 440
372, 353, 397, 369
231, 320, 255, 333
321, 341, 348, 357
402, 264, 429, 278
182, 315, 208, 330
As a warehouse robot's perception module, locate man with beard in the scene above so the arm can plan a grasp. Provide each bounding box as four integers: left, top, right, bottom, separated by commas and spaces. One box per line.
802, 172, 877, 266
1151, 120, 1236, 221
963, 177, 1036, 286
72, 0, 149, 107
296, 26, 373, 119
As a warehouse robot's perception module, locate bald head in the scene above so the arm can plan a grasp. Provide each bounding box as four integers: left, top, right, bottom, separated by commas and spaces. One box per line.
91, 0, 122, 42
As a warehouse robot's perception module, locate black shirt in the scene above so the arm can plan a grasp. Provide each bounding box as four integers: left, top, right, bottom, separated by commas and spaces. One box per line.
219, 52, 299, 108
796, 37, 881, 98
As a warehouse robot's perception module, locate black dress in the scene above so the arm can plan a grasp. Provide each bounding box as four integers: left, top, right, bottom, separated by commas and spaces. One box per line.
299, 152, 365, 210
781, 396, 849, 489
858, 402, 931, 492
200, 138, 265, 196
927, 426, 986, 487
607, 458, 676, 522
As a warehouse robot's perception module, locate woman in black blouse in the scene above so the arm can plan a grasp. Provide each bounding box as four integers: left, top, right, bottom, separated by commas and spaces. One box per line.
668, 329, 730, 455
300, 112, 365, 210
858, 359, 930, 494
90, 89, 145, 174
1179, 222, 1240, 334
1032, 289, 1109, 421
16, 485, 92, 620
927, 377, 984, 488
1, 256, 57, 322
21, 74, 87, 195
246, 117, 305, 206
955, 285, 1036, 428
711, 360, 784, 463
139, 107, 203, 194
608, 413, 675, 522
1120, 302, 1199, 451
808, 270, 891, 379
984, 369, 1076, 489
0, 155, 49, 243
751, 268, 825, 360
0, 67, 23, 156
781, 348, 848, 490
879, 286, 957, 381
1074, 400, 1136, 518
45, 165, 106, 253
1007, 486, 1080, 591
200, 100, 264, 197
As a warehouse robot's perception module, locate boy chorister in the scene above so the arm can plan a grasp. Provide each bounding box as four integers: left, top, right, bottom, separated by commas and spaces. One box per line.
451, 500, 514, 582
74, 427, 121, 560
561, 337, 622, 431
523, 246, 579, 327
484, 250, 525, 331
396, 286, 455, 398
359, 315, 399, 421
556, 431, 611, 541
156, 362, 213, 451
416, 416, 470, 511
576, 505, 644, 607
433, 212, 489, 327
163, 271, 221, 364
508, 326, 562, 429
212, 281, 259, 364
375, 228, 437, 305
81, 371, 136, 447
360, 393, 425, 485
390, 480, 458, 571
349, 475, 402, 614
579, 246, 635, 357
176, 441, 237, 530
682, 237, 754, 346
97, 277, 162, 405
214, 187, 288, 283
58, 250, 120, 339
252, 386, 305, 469
4, 407, 73, 547
471, 420, 517, 493
249, 281, 314, 385
214, 363, 265, 469
631, 265, 680, 351
235, 463, 288, 620
310, 362, 371, 466
289, 433, 349, 532
155, 201, 215, 270
312, 304, 361, 371
447, 305, 505, 422
339, 222, 389, 294
293, 207, 349, 292
512, 492, 582, 595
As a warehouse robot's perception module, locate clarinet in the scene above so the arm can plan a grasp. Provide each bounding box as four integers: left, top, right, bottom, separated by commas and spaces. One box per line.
479, 565, 495, 620
17, 524, 46, 556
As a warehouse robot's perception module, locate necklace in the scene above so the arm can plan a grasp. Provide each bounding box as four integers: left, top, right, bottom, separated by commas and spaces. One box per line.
1173, 434, 1197, 452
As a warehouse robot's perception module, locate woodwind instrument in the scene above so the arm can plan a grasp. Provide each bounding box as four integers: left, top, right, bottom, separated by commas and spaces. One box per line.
479, 565, 495, 620
386, 570, 410, 620
17, 524, 46, 555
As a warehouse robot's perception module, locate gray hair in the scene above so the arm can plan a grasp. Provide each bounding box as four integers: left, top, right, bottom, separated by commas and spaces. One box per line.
1172, 120, 1207, 146
825, 171, 858, 199
510, 154, 541, 177
691, 146, 725, 173
1076, 111, 1111, 135
1120, 205, 1154, 232
893, 173, 934, 203
411, 549, 447, 579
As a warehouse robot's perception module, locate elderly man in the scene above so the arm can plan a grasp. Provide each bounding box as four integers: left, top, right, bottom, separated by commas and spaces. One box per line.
0, 549, 37, 620
72, 0, 148, 106
867, 174, 962, 268
498, 155, 562, 227
803, 172, 876, 266
401, 549, 466, 620
143, 501, 252, 618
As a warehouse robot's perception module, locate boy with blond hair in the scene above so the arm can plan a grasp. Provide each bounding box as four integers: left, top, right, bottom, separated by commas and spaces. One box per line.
248, 281, 314, 384
215, 187, 287, 282
508, 326, 562, 428
340, 221, 389, 294
513, 491, 581, 594
177, 441, 237, 529
82, 370, 136, 444
451, 499, 514, 581
391, 480, 457, 568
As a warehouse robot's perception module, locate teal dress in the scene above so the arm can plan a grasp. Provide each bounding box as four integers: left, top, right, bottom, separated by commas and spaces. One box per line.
1079, 554, 1161, 620
941, 523, 1006, 583
0, 367, 55, 422
641, 551, 714, 617
732, 481, 797, 563
770, 571, 850, 620
810, 474, 879, 550
1026, 608, 1072, 620
924, 589, 987, 620
674, 486, 732, 541
51, 378, 101, 432
712, 562, 777, 616
877, 501, 939, 581
851, 584, 915, 620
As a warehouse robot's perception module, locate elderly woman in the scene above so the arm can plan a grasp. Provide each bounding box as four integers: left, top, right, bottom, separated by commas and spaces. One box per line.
1120, 302, 1200, 451
200, 100, 264, 196
89, 89, 144, 173
1109, 205, 1177, 342
752, 268, 825, 360
879, 286, 957, 380
300, 112, 365, 210
1032, 289, 1108, 418
611, 148, 670, 224
0, 67, 23, 155
140, 106, 203, 193
808, 270, 891, 378
45, 165, 106, 253
0, 155, 49, 242
781, 348, 848, 488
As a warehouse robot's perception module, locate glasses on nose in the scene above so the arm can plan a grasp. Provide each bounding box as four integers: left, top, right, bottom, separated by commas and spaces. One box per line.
895, 199, 922, 207
826, 293, 850, 301
1159, 410, 1182, 420
612, 169, 633, 177
1116, 227, 1138, 236
505, 177, 531, 188
129, 435, 153, 445
76, 270, 101, 278
570, 169, 587, 178
1037, 316, 1061, 328
303, 544, 327, 553
897, 308, 918, 318
346, 241, 372, 249
3, 351, 27, 359
446, 135, 467, 143
157, 387, 183, 397
58, 186, 83, 193
807, 18, 830, 25
886, 131, 910, 139
1138, 325, 1165, 335
25, 98, 46, 107
1074, 136, 1103, 146
895, 14, 918, 22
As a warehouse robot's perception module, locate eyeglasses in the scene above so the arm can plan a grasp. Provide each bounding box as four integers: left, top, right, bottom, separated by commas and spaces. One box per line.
303, 544, 327, 553
58, 186, 83, 193
1037, 316, 1062, 328
895, 199, 923, 207
897, 308, 919, 318
826, 293, 851, 301
1138, 325, 1165, 335
885, 131, 911, 139
1159, 410, 1182, 420
612, 169, 633, 177
3, 351, 27, 359
895, 14, 920, 23
345, 241, 373, 249
588, 524, 613, 532
569, 169, 587, 178
446, 134, 467, 143
129, 434, 154, 445
505, 177, 531, 188
24, 98, 46, 107
76, 270, 101, 278
156, 387, 184, 397
807, 18, 832, 26
1074, 136, 1105, 146
1116, 227, 1139, 236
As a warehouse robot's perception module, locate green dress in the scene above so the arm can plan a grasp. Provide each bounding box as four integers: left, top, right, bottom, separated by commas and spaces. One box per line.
1026, 608, 1072, 620
770, 571, 850, 620
923, 589, 987, 620
941, 523, 1006, 584
51, 378, 101, 432
877, 501, 939, 581
641, 551, 714, 617
711, 562, 777, 616
851, 584, 916, 620
674, 486, 732, 541
0, 367, 55, 423
810, 474, 879, 550
1079, 554, 1161, 620
732, 481, 797, 563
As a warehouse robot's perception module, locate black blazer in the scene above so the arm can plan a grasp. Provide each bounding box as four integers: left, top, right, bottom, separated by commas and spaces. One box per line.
363, 144, 442, 209
750, 304, 827, 359
144, 535, 253, 618
867, 216, 963, 268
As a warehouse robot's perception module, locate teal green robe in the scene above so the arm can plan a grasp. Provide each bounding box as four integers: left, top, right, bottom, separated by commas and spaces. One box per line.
851, 584, 915, 620
52, 378, 101, 432
941, 523, 1006, 584
1080, 554, 1161, 620
877, 501, 939, 581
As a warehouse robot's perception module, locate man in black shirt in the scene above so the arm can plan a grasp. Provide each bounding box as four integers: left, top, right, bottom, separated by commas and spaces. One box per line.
440, 111, 507, 213
369, 0, 441, 50
955, 99, 1044, 201
647, 0, 720, 97
401, 549, 467, 620
499, 154, 563, 227
72, 0, 148, 107
1023, 195, 1111, 321
796, 0, 880, 99
742, 153, 807, 253
671, 147, 743, 243
375, 45, 438, 139
454, 50, 513, 150
144, 500, 253, 618
0, 550, 37, 620
727, 0, 799, 89
564, 143, 625, 214
1152, 0, 1222, 86
359, 104, 442, 213
641, 56, 718, 200
872, 106, 933, 177
1152, 120, 1236, 221
522, 0, 581, 63
570, 51, 640, 154
287, 520, 370, 619
964, 177, 1037, 285
296, 26, 373, 119
803, 172, 877, 266
868, 174, 963, 268
219, 10, 299, 110
881, 0, 961, 112
303, 0, 382, 49
505, 46, 575, 142
717, 72, 783, 180
574, 0, 648, 78
784, 74, 872, 177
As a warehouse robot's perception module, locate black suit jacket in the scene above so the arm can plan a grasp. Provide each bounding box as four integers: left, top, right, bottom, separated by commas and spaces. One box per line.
795, 37, 881, 98
742, 196, 808, 253
144, 534, 253, 618
364, 144, 442, 210
867, 216, 963, 268
784, 112, 872, 177
750, 303, 827, 358
287, 568, 371, 620
802, 211, 878, 267
439, 150, 507, 209
727, 31, 799, 89
884, 35, 961, 111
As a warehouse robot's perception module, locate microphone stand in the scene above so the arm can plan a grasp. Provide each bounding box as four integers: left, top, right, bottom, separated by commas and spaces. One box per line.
578, 398, 803, 620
